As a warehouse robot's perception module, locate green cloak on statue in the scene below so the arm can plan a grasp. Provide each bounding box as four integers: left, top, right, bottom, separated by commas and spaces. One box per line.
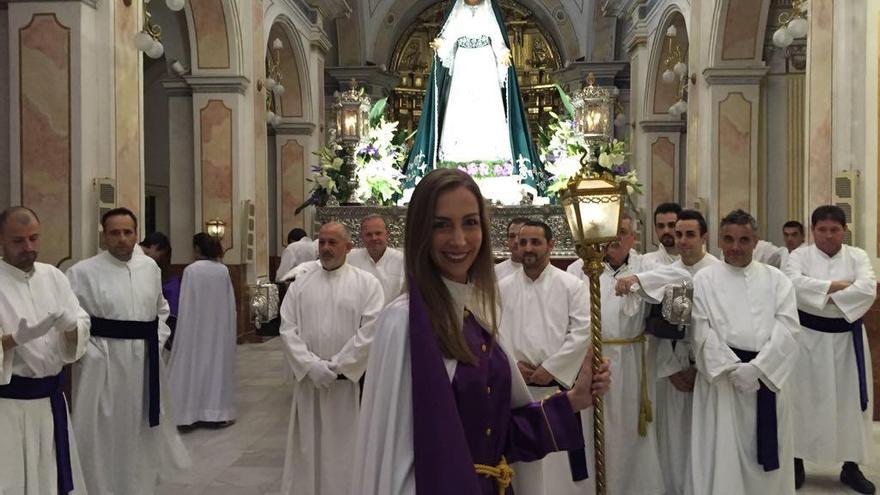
402, 0, 547, 198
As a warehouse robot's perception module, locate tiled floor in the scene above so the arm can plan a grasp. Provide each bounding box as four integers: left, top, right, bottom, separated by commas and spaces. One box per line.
157, 338, 880, 494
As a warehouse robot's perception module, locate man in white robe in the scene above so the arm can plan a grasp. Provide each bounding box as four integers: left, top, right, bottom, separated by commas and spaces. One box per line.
67, 208, 189, 494
277, 228, 317, 282
690, 209, 800, 494
752, 239, 788, 268
566, 212, 666, 495
280, 222, 384, 494
615, 209, 719, 495
784, 205, 877, 493
0, 206, 91, 495
641, 202, 681, 267
783, 220, 806, 253
498, 220, 591, 494
495, 217, 528, 280
347, 214, 405, 305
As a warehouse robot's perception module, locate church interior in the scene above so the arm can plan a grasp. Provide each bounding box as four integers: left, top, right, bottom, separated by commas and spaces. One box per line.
2, 0, 880, 493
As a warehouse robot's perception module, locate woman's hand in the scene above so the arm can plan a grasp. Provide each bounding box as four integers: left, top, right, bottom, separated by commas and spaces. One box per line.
498, 50, 512, 67
567, 347, 611, 411
429, 38, 443, 52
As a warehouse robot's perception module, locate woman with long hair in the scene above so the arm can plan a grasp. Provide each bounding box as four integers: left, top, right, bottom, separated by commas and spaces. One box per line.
350, 169, 608, 494
166, 233, 237, 428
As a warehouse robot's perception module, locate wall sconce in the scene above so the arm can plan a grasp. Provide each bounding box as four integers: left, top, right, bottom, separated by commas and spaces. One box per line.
133, 0, 186, 59
260, 38, 286, 127
661, 24, 689, 117
571, 73, 614, 142
772, 0, 808, 48
206, 218, 227, 240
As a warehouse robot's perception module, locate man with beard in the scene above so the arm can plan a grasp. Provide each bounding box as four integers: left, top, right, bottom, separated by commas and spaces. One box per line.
690, 209, 799, 494
0, 206, 91, 494
785, 206, 876, 493
67, 208, 189, 494
280, 222, 384, 494
642, 203, 682, 266
614, 209, 720, 495
498, 220, 591, 494
567, 212, 665, 495
494, 217, 529, 280
347, 215, 405, 305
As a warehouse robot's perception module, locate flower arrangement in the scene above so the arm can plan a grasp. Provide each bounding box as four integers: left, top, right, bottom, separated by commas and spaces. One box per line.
352, 118, 407, 204
440, 160, 514, 179
538, 85, 642, 196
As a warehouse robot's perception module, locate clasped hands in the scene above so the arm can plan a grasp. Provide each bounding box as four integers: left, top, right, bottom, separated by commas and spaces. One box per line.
729, 362, 762, 393
307, 360, 339, 389
10, 310, 79, 346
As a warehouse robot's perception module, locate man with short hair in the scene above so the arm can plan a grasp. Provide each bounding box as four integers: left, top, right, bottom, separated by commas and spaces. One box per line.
643, 202, 682, 266
498, 220, 591, 494
783, 220, 806, 252
280, 222, 384, 495
0, 206, 91, 494
784, 205, 876, 493
567, 212, 666, 495
67, 207, 189, 494
347, 215, 405, 305
615, 209, 719, 495
277, 227, 317, 282
690, 209, 800, 494
495, 216, 529, 280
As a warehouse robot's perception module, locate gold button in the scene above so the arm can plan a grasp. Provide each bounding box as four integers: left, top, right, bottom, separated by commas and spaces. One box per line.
485, 428, 492, 436
486, 386, 492, 394
481, 344, 487, 352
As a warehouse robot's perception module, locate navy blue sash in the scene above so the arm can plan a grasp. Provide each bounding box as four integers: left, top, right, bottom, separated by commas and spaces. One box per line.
797, 310, 868, 412
0, 373, 74, 494
730, 347, 779, 472
548, 380, 589, 481
90, 317, 161, 427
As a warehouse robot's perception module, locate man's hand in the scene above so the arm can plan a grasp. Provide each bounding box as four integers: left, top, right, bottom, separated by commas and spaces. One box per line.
55, 310, 79, 334
12, 313, 60, 346
529, 366, 554, 386
307, 360, 337, 389
614, 275, 640, 296
668, 367, 697, 392
729, 363, 761, 393
499, 50, 512, 67
829, 280, 852, 293
517, 361, 535, 383
568, 348, 611, 411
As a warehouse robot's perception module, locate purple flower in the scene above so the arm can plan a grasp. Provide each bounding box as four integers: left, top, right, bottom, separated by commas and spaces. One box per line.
612, 164, 628, 176
478, 163, 490, 176
467, 163, 479, 175
502, 163, 513, 175
493, 164, 503, 176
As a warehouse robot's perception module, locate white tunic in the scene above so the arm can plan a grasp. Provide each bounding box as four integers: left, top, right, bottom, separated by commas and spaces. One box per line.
752, 240, 788, 269
690, 261, 800, 494
347, 247, 405, 305
636, 253, 719, 495
0, 261, 90, 495
277, 237, 317, 282
494, 259, 521, 280
280, 263, 384, 495
67, 252, 189, 495
167, 259, 237, 425
498, 263, 590, 495
784, 244, 877, 463
567, 251, 666, 495
641, 244, 679, 267
349, 279, 545, 495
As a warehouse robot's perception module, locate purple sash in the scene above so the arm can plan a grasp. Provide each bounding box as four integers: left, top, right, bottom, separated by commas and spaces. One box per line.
730, 347, 779, 472
0, 373, 74, 494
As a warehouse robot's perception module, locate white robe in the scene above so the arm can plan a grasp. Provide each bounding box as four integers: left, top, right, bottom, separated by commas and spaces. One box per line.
752, 240, 788, 269
690, 260, 800, 495
0, 261, 91, 495
567, 251, 666, 495
277, 237, 317, 282
280, 263, 384, 495
637, 253, 719, 495
784, 244, 877, 463
641, 244, 680, 267
498, 264, 591, 495
67, 251, 190, 495
347, 247, 405, 305
494, 259, 521, 281
167, 259, 237, 425
349, 279, 546, 495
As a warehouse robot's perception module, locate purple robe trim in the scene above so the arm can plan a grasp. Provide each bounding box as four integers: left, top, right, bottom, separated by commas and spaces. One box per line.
409, 284, 584, 495
162, 275, 181, 317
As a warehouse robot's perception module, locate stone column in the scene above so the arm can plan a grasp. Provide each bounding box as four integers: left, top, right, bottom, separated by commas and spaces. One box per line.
163, 79, 195, 265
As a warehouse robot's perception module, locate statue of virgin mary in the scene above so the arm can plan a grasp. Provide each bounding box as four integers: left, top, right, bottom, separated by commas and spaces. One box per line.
401, 0, 546, 203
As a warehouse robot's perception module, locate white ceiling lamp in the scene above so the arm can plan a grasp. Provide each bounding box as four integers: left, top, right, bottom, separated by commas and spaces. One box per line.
773, 0, 808, 49
134, 1, 165, 59
166, 0, 186, 11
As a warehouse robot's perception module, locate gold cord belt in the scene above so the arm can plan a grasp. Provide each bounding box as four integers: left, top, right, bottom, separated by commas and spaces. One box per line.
602, 332, 653, 436
474, 456, 514, 495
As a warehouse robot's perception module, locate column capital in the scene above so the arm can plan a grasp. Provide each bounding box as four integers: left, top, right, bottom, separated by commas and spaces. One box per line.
326, 66, 400, 99
183, 75, 250, 95
640, 119, 686, 133
552, 61, 630, 92
702, 66, 769, 86
274, 122, 317, 136
161, 78, 193, 97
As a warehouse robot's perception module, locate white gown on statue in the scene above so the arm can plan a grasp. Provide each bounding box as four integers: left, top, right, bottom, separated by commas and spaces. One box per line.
436, 1, 511, 165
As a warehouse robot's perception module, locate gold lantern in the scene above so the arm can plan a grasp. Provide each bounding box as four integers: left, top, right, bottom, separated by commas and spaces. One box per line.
206, 218, 227, 240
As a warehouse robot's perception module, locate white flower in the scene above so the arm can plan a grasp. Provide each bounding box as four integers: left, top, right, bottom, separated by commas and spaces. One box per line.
611, 153, 625, 166
598, 153, 613, 169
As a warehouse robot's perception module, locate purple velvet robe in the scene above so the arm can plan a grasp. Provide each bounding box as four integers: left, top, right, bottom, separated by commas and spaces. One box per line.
162, 275, 181, 317
410, 286, 584, 495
